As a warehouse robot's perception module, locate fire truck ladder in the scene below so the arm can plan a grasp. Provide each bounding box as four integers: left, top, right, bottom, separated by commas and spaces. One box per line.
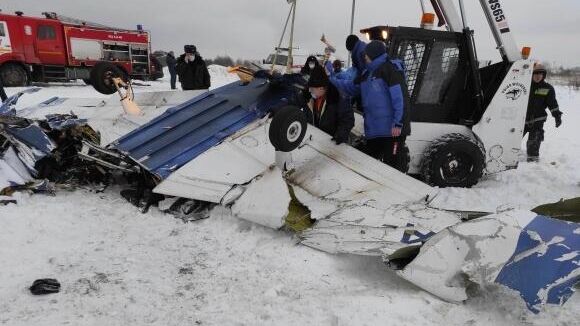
42, 12, 125, 31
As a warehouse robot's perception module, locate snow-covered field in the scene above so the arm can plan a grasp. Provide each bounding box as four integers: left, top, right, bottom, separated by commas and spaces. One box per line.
1, 68, 578, 326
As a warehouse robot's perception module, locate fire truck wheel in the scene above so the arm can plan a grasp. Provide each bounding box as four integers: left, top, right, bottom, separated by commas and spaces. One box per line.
90, 62, 126, 95
268, 105, 307, 152
0, 63, 28, 87
421, 133, 485, 188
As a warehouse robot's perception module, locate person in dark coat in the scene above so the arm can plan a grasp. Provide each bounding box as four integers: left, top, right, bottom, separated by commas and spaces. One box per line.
331, 41, 411, 171
298, 66, 354, 144
166, 51, 177, 90
524, 63, 563, 162
300, 55, 320, 78
176, 45, 211, 90
0, 75, 7, 103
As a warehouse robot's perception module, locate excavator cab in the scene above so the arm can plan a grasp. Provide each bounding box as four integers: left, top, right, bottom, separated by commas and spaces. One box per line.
357, 22, 532, 187
361, 25, 507, 126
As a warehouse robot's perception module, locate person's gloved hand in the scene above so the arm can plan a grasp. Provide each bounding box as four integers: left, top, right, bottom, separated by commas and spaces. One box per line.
332, 131, 349, 145
555, 115, 562, 128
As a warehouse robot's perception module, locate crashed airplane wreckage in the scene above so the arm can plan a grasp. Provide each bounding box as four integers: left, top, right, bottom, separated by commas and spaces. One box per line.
1, 63, 578, 313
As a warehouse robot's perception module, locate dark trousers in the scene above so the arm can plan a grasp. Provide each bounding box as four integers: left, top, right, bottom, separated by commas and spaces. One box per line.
169, 71, 177, 90
0, 77, 7, 102
524, 122, 544, 160
366, 136, 407, 171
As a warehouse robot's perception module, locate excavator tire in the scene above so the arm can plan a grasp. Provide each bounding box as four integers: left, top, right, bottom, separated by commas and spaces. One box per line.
421, 133, 485, 188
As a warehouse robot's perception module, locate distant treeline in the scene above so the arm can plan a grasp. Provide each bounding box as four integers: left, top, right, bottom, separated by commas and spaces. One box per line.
548, 65, 580, 77
547, 65, 580, 89
153, 51, 256, 68
205, 56, 256, 68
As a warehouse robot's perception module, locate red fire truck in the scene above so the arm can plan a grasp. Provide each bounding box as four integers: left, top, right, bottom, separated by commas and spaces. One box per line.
0, 11, 163, 86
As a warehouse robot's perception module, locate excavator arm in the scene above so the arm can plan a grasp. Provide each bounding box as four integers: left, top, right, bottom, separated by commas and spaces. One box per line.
429, 0, 520, 62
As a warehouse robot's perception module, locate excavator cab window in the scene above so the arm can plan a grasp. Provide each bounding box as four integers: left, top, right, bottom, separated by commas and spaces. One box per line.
363, 25, 475, 124
395, 40, 427, 96
416, 41, 460, 105
387, 27, 470, 124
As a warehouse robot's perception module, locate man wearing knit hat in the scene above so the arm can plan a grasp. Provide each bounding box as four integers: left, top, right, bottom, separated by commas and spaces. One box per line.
176, 45, 211, 90
345, 34, 367, 76
299, 66, 354, 144
331, 40, 411, 172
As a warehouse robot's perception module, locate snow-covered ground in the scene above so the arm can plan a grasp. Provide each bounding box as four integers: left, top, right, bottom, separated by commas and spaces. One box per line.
0, 68, 578, 326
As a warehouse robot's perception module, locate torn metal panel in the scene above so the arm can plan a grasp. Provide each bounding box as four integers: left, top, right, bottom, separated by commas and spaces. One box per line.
0, 146, 34, 192
313, 200, 460, 230
1, 123, 54, 176
231, 167, 290, 229
0, 88, 42, 115
299, 223, 426, 256
290, 185, 339, 221
495, 215, 580, 313
3, 123, 55, 157
391, 210, 580, 313
299, 204, 460, 256
289, 126, 435, 204
392, 212, 532, 303
44, 114, 88, 130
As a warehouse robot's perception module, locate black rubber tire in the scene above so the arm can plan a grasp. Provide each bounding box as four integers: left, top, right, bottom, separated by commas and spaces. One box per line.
0, 63, 28, 87
421, 133, 485, 188
89, 62, 125, 95
269, 105, 307, 152
82, 78, 92, 85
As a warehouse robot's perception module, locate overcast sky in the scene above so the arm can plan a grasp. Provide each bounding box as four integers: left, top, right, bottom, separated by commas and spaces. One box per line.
3, 0, 580, 66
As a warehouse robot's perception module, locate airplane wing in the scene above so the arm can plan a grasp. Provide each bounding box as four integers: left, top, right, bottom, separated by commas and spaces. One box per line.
150, 114, 460, 254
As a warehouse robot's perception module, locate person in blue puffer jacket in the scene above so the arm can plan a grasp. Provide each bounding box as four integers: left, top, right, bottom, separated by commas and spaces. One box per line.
330, 40, 411, 171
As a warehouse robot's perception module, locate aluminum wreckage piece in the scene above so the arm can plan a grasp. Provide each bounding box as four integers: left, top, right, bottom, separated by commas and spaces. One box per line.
0, 89, 105, 201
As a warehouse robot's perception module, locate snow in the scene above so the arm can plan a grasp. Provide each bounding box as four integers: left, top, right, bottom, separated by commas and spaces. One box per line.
1, 70, 579, 325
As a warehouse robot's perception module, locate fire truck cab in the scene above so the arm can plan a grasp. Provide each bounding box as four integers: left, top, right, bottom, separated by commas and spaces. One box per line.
0, 11, 162, 86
